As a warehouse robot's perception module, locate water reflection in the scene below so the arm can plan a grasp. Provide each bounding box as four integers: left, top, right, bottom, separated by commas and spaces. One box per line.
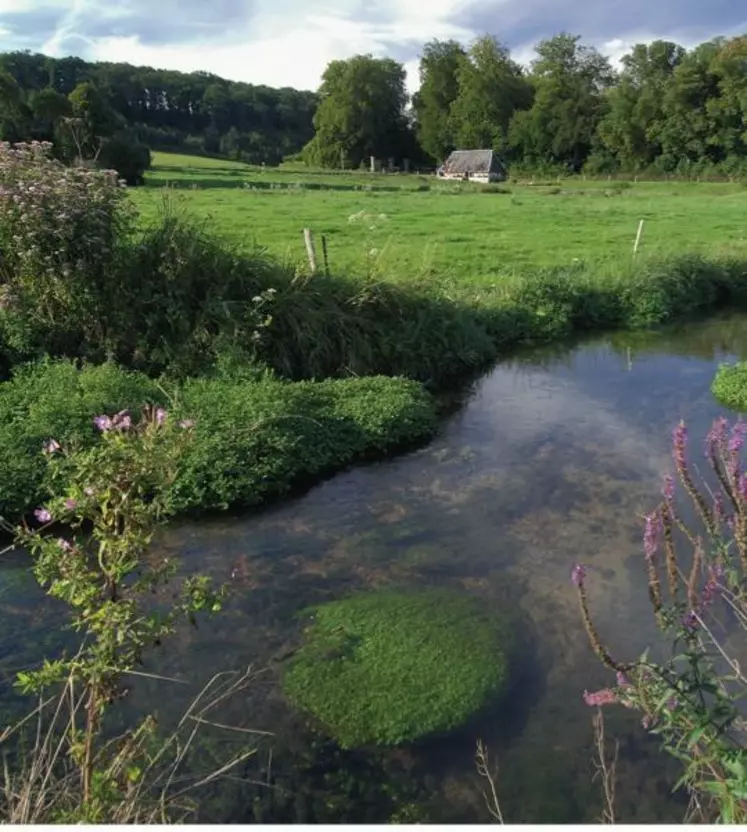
2, 312, 746, 822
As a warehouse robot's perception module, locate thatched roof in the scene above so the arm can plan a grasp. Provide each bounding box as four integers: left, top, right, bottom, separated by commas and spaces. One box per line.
442, 149, 505, 175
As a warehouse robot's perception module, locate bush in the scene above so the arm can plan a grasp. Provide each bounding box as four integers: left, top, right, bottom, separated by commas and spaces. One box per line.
711, 362, 747, 411
282, 589, 512, 748
0, 141, 132, 360
0, 360, 437, 522
97, 131, 151, 185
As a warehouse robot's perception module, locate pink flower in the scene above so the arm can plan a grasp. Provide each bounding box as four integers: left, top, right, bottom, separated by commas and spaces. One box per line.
64, 498, 78, 511
583, 688, 617, 707
155, 407, 167, 426
34, 507, 52, 524
43, 438, 60, 454
57, 538, 73, 553
571, 563, 587, 588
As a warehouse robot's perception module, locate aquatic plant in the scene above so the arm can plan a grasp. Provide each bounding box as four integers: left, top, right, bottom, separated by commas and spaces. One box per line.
575, 416, 747, 823
0, 406, 250, 823
282, 588, 512, 748
0, 359, 437, 521
711, 362, 747, 412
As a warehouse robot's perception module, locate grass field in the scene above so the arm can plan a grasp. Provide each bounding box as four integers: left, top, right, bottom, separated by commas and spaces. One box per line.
135, 152, 747, 281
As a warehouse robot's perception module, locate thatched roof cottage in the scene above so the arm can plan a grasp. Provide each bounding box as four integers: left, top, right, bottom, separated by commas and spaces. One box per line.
437, 149, 507, 183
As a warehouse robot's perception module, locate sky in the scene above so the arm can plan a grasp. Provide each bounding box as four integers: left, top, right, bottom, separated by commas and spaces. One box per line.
1, 0, 746, 93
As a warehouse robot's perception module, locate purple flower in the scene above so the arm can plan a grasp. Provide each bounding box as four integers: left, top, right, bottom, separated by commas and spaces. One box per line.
34, 507, 52, 524
93, 414, 112, 432
705, 416, 728, 457
643, 512, 660, 562
111, 410, 131, 431
673, 421, 688, 471
155, 407, 167, 426
56, 538, 73, 553
683, 610, 698, 630
583, 688, 617, 707
662, 474, 675, 502
714, 491, 725, 522
571, 563, 587, 588
728, 420, 747, 455
178, 419, 195, 430
64, 498, 78, 511
42, 438, 60, 454
616, 671, 631, 688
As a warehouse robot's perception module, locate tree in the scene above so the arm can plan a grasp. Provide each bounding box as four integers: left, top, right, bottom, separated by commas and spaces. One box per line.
304, 54, 409, 168
0, 71, 31, 142
412, 39, 466, 162
449, 35, 532, 155
656, 40, 723, 171
596, 41, 685, 170
509, 33, 614, 171
29, 86, 72, 141
66, 81, 120, 159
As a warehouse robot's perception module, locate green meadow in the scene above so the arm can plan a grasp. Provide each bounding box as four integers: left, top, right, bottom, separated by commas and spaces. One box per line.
135, 151, 747, 280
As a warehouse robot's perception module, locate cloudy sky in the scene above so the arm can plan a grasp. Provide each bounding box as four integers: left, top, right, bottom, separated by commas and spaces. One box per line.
1, 0, 746, 93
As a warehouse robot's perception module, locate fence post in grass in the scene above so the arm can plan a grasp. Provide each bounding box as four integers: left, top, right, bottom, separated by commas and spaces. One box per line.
303, 228, 318, 274
321, 234, 330, 275
633, 219, 645, 256
370, 155, 376, 173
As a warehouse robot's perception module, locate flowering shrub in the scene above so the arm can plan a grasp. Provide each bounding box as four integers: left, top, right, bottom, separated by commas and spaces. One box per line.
0, 141, 132, 358
575, 417, 747, 823
6, 405, 225, 821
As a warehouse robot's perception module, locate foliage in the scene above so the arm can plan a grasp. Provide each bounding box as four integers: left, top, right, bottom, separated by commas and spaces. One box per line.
0, 141, 132, 359
302, 55, 410, 169
0, 359, 437, 522
412, 40, 466, 162
575, 417, 747, 823
3, 406, 227, 822
450, 35, 532, 157
711, 363, 747, 411
283, 588, 512, 748
97, 131, 152, 185
0, 50, 317, 164
508, 34, 614, 171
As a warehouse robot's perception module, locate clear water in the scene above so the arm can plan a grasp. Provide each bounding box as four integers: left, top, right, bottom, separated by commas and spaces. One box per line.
2, 313, 746, 823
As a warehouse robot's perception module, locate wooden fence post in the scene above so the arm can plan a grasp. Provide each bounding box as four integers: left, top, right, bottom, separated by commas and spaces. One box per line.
303, 228, 317, 274
321, 234, 330, 275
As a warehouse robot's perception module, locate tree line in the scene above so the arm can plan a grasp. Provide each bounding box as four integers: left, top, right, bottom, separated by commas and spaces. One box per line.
0, 50, 318, 172
1, 32, 746, 179
307, 32, 747, 177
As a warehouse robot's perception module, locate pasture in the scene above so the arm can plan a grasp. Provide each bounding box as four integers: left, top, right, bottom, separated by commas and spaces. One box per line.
135, 151, 747, 282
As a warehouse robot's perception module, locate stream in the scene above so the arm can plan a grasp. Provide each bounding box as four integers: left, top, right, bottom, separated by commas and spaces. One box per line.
1, 312, 746, 822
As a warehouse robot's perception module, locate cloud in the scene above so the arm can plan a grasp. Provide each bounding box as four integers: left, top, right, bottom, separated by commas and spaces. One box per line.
0, 0, 745, 93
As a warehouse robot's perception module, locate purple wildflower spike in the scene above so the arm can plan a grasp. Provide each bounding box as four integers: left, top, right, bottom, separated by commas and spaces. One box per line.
155, 407, 167, 426
571, 563, 587, 588
643, 512, 660, 561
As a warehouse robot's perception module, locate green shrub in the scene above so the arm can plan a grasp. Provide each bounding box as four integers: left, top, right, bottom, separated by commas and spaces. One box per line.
282, 588, 512, 748
169, 372, 436, 512
0, 360, 437, 522
711, 362, 747, 411
98, 131, 152, 185
0, 360, 164, 520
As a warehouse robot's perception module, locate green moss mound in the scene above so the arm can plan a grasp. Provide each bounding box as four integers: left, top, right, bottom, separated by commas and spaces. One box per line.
283, 589, 512, 748
711, 362, 747, 411
0, 359, 437, 521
